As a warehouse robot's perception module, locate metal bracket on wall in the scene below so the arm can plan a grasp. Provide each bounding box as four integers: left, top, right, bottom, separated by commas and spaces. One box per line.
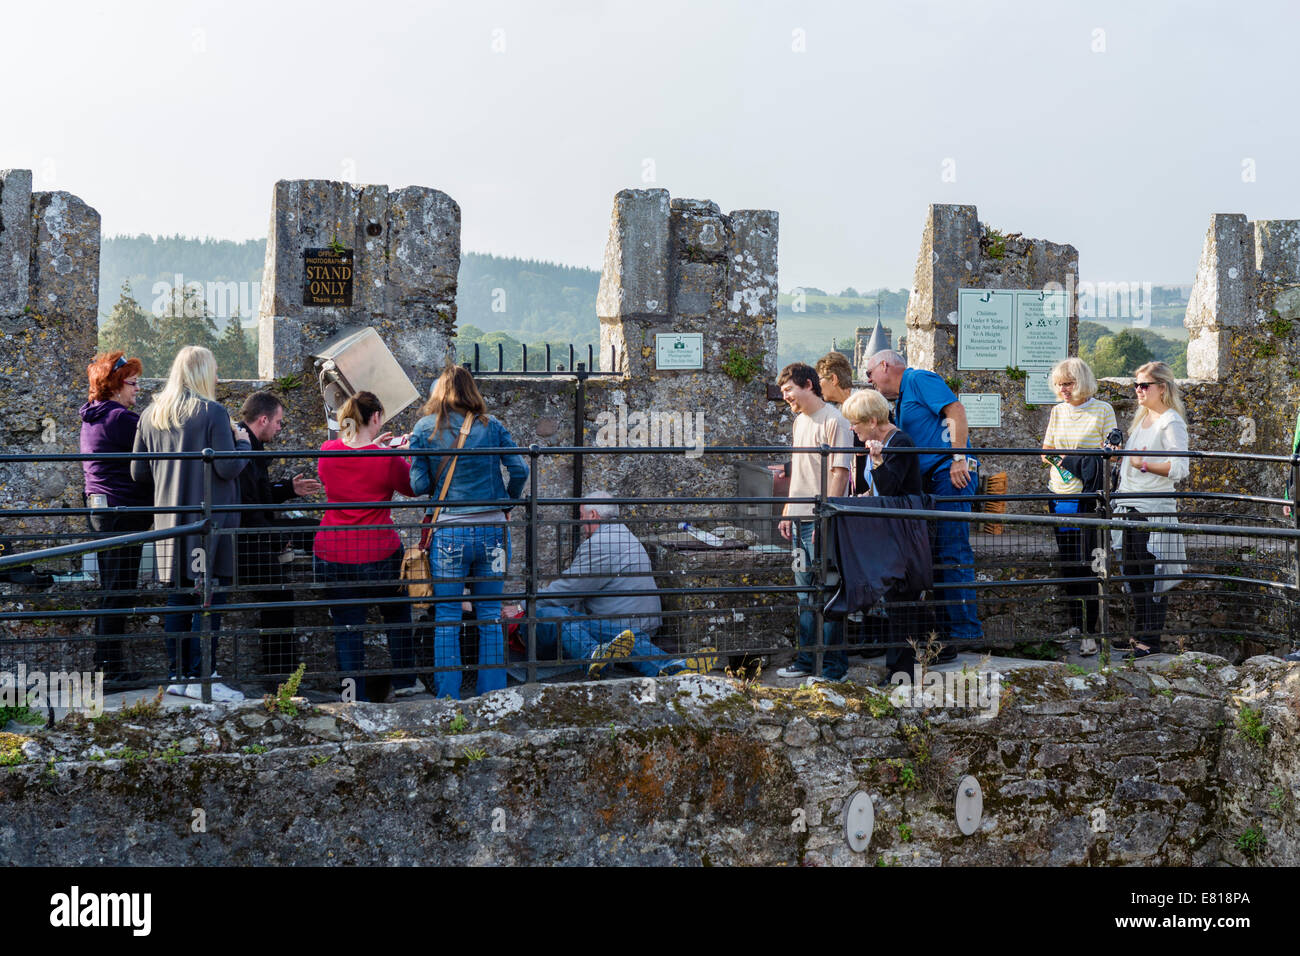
844, 790, 874, 852
955, 775, 983, 835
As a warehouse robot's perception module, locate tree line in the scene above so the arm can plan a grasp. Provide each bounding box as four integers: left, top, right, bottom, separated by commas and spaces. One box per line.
98, 283, 258, 379
1078, 321, 1188, 378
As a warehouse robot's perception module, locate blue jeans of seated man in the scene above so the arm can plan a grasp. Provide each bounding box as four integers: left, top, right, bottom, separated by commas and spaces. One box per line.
532, 605, 684, 676
929, 461, 984, 642
431, 521, 508, 700
792, 520, 847, 680
312, 552, 414, 703
164, 579, 227, 679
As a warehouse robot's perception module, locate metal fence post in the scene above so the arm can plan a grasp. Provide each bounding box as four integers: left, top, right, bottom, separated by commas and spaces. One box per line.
200, 449, 215, 704
1098, 455, 1113, 668
526, 444, 540, 686
814, 443, 829, 678
572, 363, 587, 562
1291, 455, 1300, 639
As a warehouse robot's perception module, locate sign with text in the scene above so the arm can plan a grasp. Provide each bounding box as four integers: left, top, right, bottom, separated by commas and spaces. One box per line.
956, 289, 1015, 369
1025, 370, 1059, 405
303, 248, 354, 307
957, 287, 1070, 371
958, 393, 1002, 428
655, 333, 705, 370
1014, 290, 1069, 368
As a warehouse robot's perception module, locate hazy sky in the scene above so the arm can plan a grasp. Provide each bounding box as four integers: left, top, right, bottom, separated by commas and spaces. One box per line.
6, 0, 1297, 290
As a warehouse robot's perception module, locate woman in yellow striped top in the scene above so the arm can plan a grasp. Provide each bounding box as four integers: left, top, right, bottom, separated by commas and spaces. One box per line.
1041, 357, 1116, 654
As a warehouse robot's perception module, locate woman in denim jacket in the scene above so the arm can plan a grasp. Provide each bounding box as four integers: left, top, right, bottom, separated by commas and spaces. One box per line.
409, 366, 528, 699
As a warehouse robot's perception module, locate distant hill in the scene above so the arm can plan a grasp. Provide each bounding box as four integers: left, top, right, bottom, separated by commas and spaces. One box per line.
97, 237, 603, 348
98, 237, 1186, 376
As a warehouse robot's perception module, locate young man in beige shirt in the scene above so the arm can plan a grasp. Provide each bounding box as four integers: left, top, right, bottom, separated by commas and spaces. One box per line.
776, 362, 853, 681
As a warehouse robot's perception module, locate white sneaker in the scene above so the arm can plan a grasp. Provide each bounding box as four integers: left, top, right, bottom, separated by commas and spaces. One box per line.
776, 664, 813, 679
208, 682, 245, 702
181, 680, 245, 702
393, 678, 427, 698
165, 683, 189, 697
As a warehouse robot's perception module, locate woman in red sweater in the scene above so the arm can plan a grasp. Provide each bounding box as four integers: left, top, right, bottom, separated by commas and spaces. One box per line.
314, 391, 416, 702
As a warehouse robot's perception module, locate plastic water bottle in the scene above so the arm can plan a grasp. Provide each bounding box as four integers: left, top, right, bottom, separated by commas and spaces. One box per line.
679, 522, 725, 546
1046, 455, 1076, 484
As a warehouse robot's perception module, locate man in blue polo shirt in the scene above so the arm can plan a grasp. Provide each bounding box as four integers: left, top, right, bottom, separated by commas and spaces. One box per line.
866, 349, 983, 652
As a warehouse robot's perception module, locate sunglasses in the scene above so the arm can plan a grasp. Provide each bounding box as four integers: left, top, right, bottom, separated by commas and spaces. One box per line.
1134, 381, 1158, 390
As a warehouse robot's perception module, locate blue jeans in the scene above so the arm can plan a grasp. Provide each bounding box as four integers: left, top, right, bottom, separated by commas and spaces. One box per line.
164, 578, 226, 679
929, 463, 983, 641
793, 520, 847, 680
313, 552, 414, 702
431, 522, 508, 700
532, 605, 684, 676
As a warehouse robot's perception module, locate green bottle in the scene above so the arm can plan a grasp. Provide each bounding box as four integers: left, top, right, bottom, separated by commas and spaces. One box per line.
1046, 455, 1075, 483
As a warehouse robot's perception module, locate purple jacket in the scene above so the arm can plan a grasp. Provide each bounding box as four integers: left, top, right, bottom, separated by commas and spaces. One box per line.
80, 400, 151, 506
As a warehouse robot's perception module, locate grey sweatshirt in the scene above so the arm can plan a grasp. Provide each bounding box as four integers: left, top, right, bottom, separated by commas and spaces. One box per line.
537, 523, 661, 634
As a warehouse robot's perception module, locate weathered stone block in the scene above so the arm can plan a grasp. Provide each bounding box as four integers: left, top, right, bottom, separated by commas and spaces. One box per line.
904, 204, 979, 334
257, 178, 457, 383
727, 209, 779, 328
1274, 287, 1300, 321
1254, 220, 1300, 286
596, 188, 671, 321
670, 199, 726, 265
30, 191, 100, 327
673, 261, 725, 318
1186, 326, 1231, 381
1110, 810, 1172, 861
0, 168, 33, 314
1184, 213, 1255, 332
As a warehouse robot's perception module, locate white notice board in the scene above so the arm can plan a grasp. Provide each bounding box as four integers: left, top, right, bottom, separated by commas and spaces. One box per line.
655, 333, 705, 369
958, 393, 1002, 428
958, 287, 1070, 371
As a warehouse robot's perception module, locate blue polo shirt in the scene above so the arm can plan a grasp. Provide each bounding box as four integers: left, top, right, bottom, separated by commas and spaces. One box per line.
896, 367, 971, 477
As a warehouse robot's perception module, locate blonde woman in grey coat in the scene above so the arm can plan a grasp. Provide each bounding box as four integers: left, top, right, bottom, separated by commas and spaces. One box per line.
131, 346, 250, 701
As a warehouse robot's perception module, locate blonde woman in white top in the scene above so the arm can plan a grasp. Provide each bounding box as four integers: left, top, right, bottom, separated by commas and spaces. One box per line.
1042, 357, 1116, 655
1109, 361, 1189, 657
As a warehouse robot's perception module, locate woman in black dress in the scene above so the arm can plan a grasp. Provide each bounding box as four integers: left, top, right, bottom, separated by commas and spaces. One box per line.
841, 388, 926, 679
842, 388, 921, 497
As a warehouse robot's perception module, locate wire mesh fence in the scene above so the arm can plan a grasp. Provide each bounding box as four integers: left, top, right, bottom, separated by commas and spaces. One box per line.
2, 443, 1297, 706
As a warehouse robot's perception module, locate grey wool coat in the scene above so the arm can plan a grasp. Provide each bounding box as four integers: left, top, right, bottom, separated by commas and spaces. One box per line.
130, 398, 250, 585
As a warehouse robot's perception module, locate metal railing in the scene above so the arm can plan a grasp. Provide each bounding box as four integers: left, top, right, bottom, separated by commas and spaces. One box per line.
1, 443, 1297, 705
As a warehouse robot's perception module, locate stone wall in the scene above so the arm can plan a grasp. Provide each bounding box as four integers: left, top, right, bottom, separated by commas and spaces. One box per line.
0, 168, 100, 532
477, 190, 788, 506
866, 205, 1300, 517
256, 178, 460, 437
2, 655, 1295, 866
885, 203, 1079, 505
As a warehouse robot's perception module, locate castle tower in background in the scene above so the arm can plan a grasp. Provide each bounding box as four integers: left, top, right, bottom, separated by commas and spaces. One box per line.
852, 318, 892, 379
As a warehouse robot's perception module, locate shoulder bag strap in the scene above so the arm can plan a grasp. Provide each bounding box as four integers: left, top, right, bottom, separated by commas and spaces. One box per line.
420, 415, 475, 549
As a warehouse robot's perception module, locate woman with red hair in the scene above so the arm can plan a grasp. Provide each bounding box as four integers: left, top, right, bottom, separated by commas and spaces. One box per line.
80, 351, 150, 685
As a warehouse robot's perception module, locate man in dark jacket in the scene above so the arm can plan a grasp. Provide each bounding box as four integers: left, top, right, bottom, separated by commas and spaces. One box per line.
236, 391, 322, 689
